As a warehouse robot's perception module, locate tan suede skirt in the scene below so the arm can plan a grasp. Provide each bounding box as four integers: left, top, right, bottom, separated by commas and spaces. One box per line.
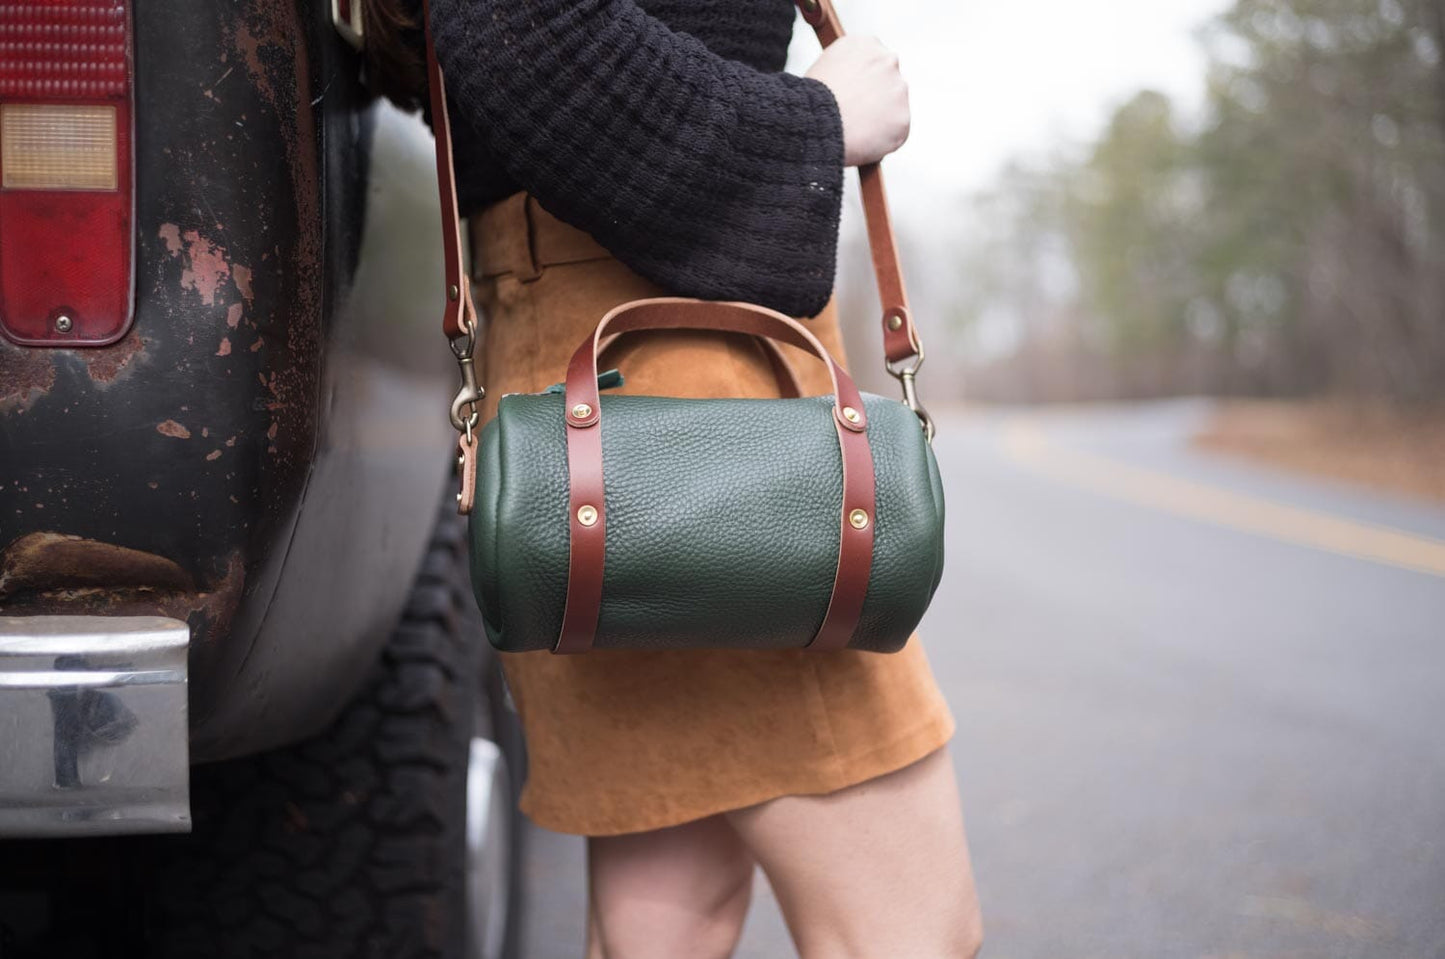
469, 193, 954, 837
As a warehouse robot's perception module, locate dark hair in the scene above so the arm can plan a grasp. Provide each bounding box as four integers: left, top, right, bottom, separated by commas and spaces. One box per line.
361, 0, 427, 111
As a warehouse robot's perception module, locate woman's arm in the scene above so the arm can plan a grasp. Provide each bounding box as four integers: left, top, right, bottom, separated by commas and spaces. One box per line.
428, 0, 844, 318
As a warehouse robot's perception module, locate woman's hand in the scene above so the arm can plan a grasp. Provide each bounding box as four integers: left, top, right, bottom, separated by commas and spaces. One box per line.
805, 35, 910, 167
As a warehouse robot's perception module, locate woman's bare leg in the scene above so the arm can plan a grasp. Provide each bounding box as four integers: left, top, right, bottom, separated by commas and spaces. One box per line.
586, 814, 756, 959
725, 747, 982, 959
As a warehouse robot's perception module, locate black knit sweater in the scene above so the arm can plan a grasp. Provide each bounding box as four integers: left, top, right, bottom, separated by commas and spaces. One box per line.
419, 0, 845, 317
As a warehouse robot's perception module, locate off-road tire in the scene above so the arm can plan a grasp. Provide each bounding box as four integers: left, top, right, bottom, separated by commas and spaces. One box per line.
145, 504, 523, 959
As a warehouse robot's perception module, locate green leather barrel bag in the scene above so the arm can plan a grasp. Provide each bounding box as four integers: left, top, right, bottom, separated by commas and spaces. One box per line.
467, 300, 945, 654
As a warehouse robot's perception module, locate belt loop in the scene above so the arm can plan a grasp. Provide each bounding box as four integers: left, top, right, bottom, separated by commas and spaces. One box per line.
516, 195, 543, 283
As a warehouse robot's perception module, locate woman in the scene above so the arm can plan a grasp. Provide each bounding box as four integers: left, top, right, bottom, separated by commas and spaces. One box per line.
366, 1, 982, 955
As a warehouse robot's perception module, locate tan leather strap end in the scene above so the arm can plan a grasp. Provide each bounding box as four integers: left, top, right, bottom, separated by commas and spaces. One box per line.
455, 432, 478, 515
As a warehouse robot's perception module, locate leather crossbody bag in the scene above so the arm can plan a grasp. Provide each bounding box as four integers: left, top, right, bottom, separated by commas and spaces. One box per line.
426, 0, 944, 654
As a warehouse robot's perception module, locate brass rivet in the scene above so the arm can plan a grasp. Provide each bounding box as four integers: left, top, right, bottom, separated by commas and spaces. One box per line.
842, 406, 861, 424
887, 314, 903, 331
54, 314, 73, 333
448, 284, 460, 301
577, 504, 598, 527
801, 0, 819, 12
849, 508, 869, 530
571, 402, 593, 419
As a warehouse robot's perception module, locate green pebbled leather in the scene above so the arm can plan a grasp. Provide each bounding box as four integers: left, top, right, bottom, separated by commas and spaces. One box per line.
469, 391, 945, 653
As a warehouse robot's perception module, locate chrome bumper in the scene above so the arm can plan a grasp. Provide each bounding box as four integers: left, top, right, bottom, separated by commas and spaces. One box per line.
0, 615, 191, 837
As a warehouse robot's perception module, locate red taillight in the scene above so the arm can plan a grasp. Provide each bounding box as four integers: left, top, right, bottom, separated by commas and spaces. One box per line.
0, 0, 134, 346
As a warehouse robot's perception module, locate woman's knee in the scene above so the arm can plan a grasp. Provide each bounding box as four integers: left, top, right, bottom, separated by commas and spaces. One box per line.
587, 816, 755, 959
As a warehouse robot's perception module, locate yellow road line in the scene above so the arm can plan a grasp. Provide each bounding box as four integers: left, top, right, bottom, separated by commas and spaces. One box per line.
1001, 419, 1445, 579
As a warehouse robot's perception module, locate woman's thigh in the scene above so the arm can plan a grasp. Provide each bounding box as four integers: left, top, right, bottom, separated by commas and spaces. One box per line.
587, 815, 756, 959
725, 747, 982, 959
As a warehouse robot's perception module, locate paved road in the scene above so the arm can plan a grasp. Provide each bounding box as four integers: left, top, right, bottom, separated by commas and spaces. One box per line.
518, 400, 1445, 958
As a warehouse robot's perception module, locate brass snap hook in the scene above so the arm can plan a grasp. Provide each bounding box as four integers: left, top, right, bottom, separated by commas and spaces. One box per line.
449, 357, 484, 434
448, 328, 485, 434
885, 347, 936, 443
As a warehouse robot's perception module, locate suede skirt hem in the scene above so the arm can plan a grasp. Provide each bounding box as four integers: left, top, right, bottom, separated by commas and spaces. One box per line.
521, 711, 956, 837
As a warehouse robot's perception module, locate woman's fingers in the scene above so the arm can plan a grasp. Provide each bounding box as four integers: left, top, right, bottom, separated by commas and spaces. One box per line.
805, 35, 911, 167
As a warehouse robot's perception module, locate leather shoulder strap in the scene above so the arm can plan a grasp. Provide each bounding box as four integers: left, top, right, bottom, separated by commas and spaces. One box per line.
424, 0, 921, 368
795, 0, 921, 364
423, 0, 478, 342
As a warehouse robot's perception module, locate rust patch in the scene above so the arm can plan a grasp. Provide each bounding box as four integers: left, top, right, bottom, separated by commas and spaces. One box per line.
217, 337, 232, 356
81, 330, 146, 385
157, 226, 255, 312
0, 532, 194, 599
206, 449, 223, 461
223, 0, 322, 477
232, 264, 254, 304
232, 21, 274, 107
157, 419, 192, 439
0, 347, 55, 413
158, 222, 183, 255
179, 230, 230, 305
0, 550, 247, 661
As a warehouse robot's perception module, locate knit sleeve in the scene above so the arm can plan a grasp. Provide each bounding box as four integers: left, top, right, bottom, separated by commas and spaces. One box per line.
427, 0, 845, 318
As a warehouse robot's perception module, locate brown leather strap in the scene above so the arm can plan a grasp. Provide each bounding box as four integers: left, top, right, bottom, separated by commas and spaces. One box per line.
556, 298, 875, 653
808, 385, 878, 651
556, 394, 608, 655
423, 0, 477, 342
796, 0, 921, 364
797, 0, 843, 45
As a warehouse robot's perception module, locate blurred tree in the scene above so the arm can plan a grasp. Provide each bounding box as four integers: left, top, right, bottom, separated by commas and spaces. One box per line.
1200, 0, 1445, 400
954, 0, 1445, 404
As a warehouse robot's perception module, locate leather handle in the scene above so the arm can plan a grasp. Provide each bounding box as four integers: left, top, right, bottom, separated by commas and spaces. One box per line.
554, 298, 878, 655
565, 299, 869, 435
796, 0, 921, 364
598, 330, 806, 399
